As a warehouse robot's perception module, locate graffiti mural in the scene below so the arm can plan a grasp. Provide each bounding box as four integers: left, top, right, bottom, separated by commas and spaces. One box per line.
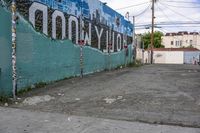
16, 0, 133, 52
0, 0, 134, 95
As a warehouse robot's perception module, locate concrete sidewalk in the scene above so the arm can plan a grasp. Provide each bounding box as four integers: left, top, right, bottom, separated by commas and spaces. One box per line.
0, 107, 200, 133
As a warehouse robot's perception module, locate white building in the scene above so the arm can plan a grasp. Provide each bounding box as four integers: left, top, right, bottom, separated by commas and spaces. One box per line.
137, 48, 200, 64
162, 32, 200, 50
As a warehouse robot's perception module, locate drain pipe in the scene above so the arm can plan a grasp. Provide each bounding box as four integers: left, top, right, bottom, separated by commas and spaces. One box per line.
11, 0, 17, 99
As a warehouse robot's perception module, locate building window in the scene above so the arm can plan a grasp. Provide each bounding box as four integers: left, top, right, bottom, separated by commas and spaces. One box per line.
180, 40, 182, 47
186, 40, 188, 44
171, 41, 173, 45
190, 40, 193, 45
176, 41, 178, 46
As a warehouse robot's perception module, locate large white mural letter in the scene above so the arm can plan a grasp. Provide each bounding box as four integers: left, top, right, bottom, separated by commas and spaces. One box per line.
84, 23, 91, 45
117, 34, 122, 52
95, 26, 103, 49
68, 16, 79, 44
29, 2, 48, 35
52, 10, 66, 39
111, 32, 115, 53
103, 30, 109, 53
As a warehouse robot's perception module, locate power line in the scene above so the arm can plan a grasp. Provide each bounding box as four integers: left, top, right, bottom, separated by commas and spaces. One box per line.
134, 4, 151, 17
135, 25, 200, 29
123, 4, 150, 23
135, 22, 200, 27
115, 1, 150, 10
127, 4, 151, 21
160, 0, 200, 4
135, 14, 149, 23
131, 4, 151, 24
159, 2, 200, 8
160, 25, 200, 28
156, 2, 173, 23
159, 2, 199, 23
156, 2, 190, 31
136, 21, 200, 25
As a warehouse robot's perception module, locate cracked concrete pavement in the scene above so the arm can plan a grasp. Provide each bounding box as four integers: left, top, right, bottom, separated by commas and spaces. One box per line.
0, 107, 200, 133
1, 64, 200, 132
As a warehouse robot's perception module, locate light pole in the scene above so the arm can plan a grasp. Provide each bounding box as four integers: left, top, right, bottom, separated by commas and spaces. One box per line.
11, 0, 17, 99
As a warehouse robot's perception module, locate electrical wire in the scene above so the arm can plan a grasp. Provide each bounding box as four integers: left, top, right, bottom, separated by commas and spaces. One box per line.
159, 2, 200, 8
135, 25, 200, 29
127, 4, 151, 23
159, 2, 199, 23
134, 4, 152, 24
156, 2, 192, 31
136, 21, 200, 25
134, 4, 151, 17
160, 0, 200, 5
115, 1, 150, 10
135, 22, 200, 27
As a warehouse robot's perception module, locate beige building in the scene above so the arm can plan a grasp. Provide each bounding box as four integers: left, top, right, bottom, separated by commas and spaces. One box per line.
162, 32, 200, 50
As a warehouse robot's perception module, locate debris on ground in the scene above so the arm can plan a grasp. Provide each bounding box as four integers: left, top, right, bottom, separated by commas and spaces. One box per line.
44, 120, 49, 122
17, 97, 21, 100
103, 98, 116, 104
117, 96, 123, 100
57, 93, 65, 96
68, 117, 71, 122
75, 98, 80, 101
4, 103, 8, 107
22, 95, 55, 105
121, 99, 126, 102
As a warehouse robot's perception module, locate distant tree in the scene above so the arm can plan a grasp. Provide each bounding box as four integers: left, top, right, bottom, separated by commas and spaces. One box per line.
141, 31, 164, 49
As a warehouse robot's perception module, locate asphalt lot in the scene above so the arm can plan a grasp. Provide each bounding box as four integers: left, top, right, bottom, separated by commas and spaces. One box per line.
10, 64, 200, 128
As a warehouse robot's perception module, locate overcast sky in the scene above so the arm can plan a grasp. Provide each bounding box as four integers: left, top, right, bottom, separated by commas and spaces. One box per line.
99, 0, 200, 34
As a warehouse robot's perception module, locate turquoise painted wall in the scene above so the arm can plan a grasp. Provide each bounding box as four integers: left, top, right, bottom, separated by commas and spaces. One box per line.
0, 6, 133, 96
0, 6, 12, 95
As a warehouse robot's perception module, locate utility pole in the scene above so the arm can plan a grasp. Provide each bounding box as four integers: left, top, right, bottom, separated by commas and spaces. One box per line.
150, 0, 155, 64
133, 16, 136, 63
11, 0, 17, 99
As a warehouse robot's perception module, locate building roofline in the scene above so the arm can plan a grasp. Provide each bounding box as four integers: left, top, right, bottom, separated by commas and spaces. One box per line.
165, 31, 199, 36
146, 48, 200, 51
